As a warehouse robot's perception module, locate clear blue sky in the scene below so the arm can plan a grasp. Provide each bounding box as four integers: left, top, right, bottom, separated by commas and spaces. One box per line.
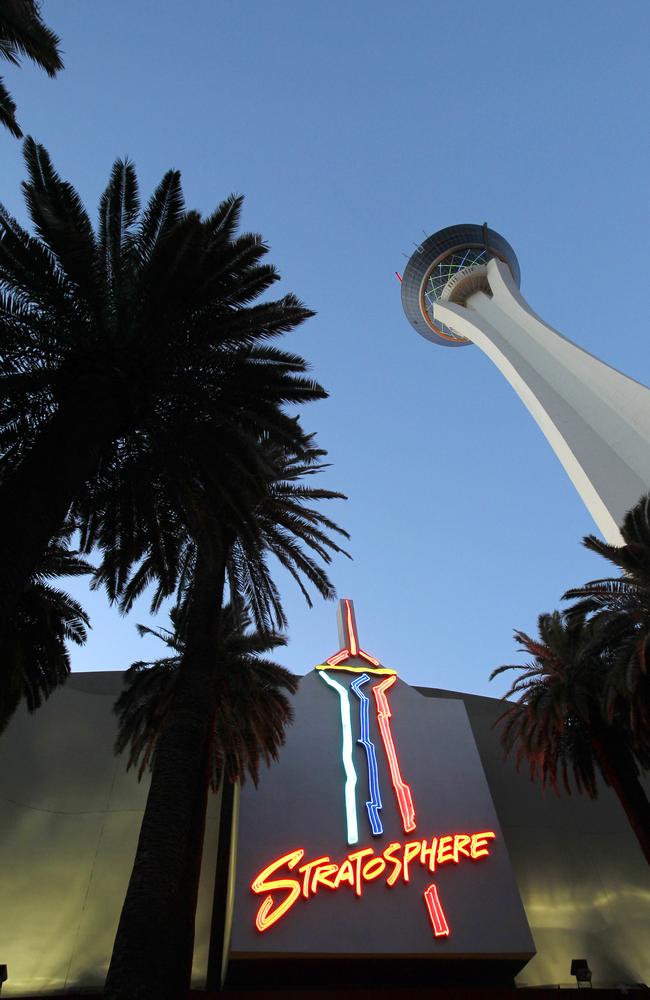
3, 0, 649, 695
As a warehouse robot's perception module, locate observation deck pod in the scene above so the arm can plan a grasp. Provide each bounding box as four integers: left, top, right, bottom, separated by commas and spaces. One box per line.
401, 224, 520, 346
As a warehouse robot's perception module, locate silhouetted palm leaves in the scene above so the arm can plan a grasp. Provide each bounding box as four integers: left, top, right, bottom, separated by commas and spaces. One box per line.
115, 604, 297, 788
0, 0, 62, 137
1, 528, 91, 732
492, 606, 650, 863
564, 493, 650, 739
0, 141, 321, 643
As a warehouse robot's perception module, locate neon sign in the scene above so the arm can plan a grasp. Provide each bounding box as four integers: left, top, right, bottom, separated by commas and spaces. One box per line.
251, 831, 496, 932
250, 600, 499, 944
317, 607, 415, 842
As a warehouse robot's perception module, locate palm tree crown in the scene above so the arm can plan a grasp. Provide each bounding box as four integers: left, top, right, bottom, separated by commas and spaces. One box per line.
81, 428, 349, 635
0, 140, 323, 643
491, 611, 618, 795
491, 609, 650, 864
564, 492, 650, 742
115, 604, 297, 789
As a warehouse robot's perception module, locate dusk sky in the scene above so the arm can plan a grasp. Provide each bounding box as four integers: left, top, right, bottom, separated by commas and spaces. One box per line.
4, 0, 649, 696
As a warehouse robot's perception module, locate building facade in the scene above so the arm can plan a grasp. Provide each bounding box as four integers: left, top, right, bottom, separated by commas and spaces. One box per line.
1, 602, 649, 994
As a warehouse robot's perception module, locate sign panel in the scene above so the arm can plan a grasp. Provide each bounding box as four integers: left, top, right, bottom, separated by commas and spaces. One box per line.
231, 603, 534, 961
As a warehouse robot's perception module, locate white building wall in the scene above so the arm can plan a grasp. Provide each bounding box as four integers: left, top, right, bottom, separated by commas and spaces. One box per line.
0, 673, 220, 997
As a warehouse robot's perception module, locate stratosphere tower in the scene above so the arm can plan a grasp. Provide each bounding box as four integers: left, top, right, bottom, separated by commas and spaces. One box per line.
401, 224, 650, 544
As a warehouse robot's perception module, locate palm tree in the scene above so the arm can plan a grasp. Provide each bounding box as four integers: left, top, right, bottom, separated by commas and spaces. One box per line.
0, 139, 321, 647
93, 437, 347, 999
0, 0, 63, 137
0, 140, 345, 997
115, 605, 295, 786
114, 604, 296, 990
1, 527, 91, 732
564, 492, 650, 741
491, 610, 650, 864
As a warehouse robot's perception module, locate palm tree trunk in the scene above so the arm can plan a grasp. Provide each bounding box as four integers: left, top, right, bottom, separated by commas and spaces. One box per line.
105, 545, 225, 1000
591, 727, 650, 866
173, 732, 211, 995
0, 389, 121, 640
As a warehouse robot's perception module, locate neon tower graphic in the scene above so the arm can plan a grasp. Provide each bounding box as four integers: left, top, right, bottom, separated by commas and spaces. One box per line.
317, 599, 416, 845
314, 599, 450, 938
400, 224, 650, 544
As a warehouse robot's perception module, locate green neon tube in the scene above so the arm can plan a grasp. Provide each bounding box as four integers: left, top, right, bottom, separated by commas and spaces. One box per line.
320, 670, 359, 845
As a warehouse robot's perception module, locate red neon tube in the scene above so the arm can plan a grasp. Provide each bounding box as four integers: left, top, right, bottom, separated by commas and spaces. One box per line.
345, 599, 358, 655
423, 883, 450, 937
372, 675, 416, 833
326, 648, 350, 666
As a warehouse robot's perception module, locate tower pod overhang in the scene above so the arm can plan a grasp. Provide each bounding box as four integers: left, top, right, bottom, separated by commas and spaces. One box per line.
401, 224, 520, 346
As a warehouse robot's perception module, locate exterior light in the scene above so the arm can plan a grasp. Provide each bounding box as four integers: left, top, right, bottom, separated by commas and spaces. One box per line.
570, 959, 592, 989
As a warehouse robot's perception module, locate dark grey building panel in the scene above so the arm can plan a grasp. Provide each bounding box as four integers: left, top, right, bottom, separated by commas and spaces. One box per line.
232, 672, 534, 962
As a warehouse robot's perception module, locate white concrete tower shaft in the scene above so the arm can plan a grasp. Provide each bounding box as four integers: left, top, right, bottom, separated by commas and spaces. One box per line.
433, 258, 650, 544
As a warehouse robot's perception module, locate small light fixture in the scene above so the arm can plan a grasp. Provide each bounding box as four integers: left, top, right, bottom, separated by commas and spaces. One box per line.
570, 959, 592, 989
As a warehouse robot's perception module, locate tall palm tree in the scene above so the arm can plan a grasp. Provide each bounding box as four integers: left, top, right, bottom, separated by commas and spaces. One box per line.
491, 610, 650, 864
0, 140, 344, 997
0, 139, 321, 647
1, 527, 91, 732
94, 437, 348, 999
114, 604, 296, 990
0, 139, 344, 997
0, 0, 62, 137
564, 492, 650, 741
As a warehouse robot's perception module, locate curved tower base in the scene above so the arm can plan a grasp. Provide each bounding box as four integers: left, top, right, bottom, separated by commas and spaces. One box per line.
434, 258, 650, 544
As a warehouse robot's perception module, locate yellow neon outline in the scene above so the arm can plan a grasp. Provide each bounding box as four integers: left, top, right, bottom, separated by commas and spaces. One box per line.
314, 664, 396, 676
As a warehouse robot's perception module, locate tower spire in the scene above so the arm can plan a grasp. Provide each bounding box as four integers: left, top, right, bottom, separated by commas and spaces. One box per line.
325, 599, 381, 668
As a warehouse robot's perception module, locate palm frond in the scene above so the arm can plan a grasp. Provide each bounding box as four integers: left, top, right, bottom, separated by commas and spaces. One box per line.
0, 1, 63, 75
98, 159, 140, 298
1, 532, 92, 732
0, 74, 20, 136
21, 138, 98, 302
